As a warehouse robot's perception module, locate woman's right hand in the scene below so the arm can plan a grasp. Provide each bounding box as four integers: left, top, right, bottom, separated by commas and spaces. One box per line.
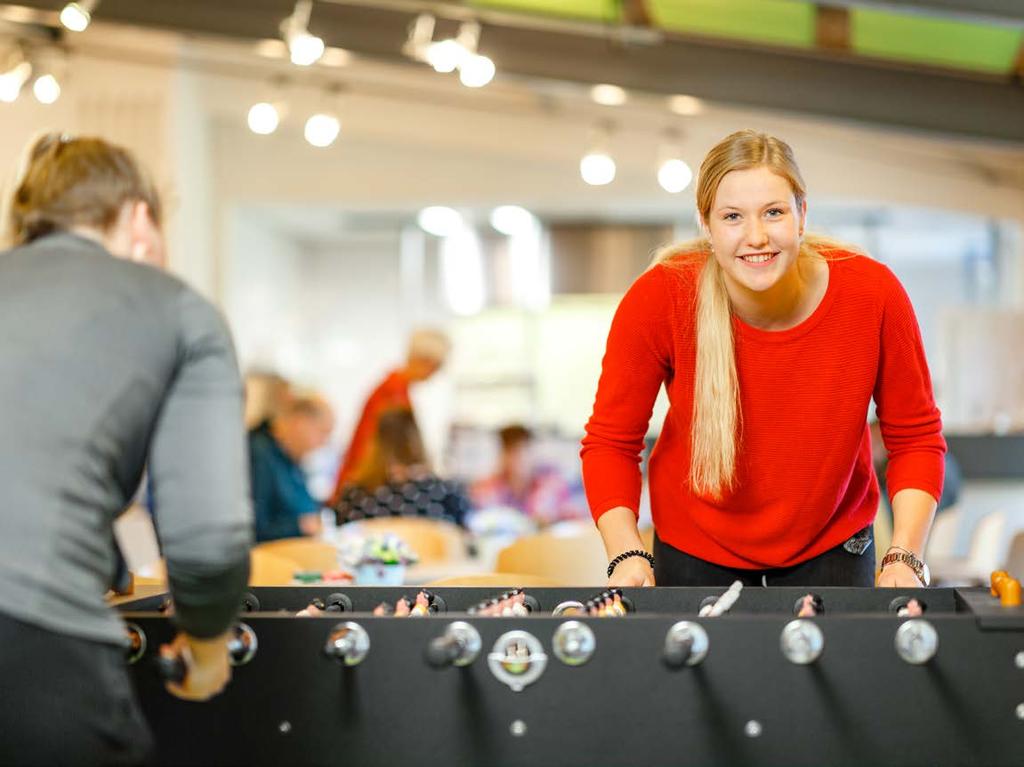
608, 555, 655, 588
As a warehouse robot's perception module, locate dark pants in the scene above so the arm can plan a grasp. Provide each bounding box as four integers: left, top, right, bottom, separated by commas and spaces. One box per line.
654, 531, 876, 588
0, 611, 152, 767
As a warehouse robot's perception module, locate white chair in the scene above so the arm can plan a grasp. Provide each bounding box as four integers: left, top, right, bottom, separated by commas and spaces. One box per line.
1004, 531, 1024, 582
495, 529, 607, 586
928, 510, 1008, 586
924, 505, 962, 562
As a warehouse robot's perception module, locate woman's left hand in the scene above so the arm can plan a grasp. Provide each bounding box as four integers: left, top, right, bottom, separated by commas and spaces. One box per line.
876, 560, 924, 588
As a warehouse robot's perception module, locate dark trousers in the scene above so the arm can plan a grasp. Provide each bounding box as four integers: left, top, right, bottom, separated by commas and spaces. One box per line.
654, 531, 876, 588
0, 611, 152, 767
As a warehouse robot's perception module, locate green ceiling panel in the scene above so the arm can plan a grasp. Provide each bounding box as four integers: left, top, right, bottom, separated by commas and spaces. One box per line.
648, 0, 816, 49
468, 0, 621, 22
851, 9, 1023, 74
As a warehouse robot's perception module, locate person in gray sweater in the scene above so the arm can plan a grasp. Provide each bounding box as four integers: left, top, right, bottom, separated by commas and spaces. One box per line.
0, 133, 252, 765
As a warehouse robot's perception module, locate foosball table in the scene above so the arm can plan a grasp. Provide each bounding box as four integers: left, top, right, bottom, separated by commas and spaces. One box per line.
118, 582, 1024, 766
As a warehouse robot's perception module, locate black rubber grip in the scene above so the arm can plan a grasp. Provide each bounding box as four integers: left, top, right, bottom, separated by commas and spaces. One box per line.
663, 635, 694, 669
425, 636, 460, 668
155, 653, 187, 684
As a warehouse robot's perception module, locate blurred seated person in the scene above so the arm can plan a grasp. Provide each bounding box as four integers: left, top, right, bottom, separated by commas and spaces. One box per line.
244, 370, 293, 433
330, 327, 450, 504
334, 409, 470, 527
470, 424, 586, 526
250, 395, 335, 542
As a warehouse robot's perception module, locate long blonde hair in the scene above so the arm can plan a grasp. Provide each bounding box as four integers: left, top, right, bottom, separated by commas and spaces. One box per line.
654, 130, 858, 499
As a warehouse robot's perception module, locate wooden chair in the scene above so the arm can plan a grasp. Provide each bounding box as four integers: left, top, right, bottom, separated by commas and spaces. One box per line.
249, 549, 302, 586
929, 510, 1009, 585
254, 538, 339, 571
340, 517, 467, 564
118, 548, 302, 594
426, 572, 563, 587
495, 529, 607, 586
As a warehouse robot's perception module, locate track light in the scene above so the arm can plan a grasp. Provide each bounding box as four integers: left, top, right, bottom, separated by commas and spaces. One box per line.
303, 84, 343, 147
426, 39, 464, 74
490, 206, 536, 237
459, 54, 494, 88
658, 159, 693, 193
667, 94, 704, 117
417, 206, 463, 238
304, 112, 339, 147
423, 21, 495, 87
590, 84, 628, 107
247, 102, 280, 135
657, 129, 693, 193
281, 0, 324, 66
580, 123, 616, 186
580, 152, 616, 186
59, 0, 97, 33
32, 73, 61, 104
402, 13, 436, 62
0, 61, 32, 103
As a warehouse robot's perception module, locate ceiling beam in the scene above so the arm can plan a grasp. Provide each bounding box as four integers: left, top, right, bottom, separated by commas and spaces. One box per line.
817, 1, 1024, 25
816, 4, 853, 51
8, 0, 1024, 143
620, 0, 653, 28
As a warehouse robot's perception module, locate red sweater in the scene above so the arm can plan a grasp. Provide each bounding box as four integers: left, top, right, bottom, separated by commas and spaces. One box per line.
581, 253, 945, 569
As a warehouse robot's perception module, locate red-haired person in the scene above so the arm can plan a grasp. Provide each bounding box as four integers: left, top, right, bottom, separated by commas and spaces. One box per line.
329, 328, 449, 504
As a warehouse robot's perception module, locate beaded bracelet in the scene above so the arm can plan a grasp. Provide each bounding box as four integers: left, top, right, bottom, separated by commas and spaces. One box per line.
607, 549, 655, 579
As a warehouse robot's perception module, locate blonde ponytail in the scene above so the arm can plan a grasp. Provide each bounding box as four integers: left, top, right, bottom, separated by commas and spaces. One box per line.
690, 251, 740, 498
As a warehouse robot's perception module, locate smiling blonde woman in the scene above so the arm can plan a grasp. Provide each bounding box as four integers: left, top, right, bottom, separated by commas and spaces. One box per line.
582, 130, 944, 590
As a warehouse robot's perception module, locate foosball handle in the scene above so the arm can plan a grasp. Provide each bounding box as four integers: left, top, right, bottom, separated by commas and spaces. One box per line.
155, 653, 187, 685
325, 592, 353, 613
425, 622, 482, 668
663, 635, 695, 669
991, 571, 1022, 607
426, 635, 461, 667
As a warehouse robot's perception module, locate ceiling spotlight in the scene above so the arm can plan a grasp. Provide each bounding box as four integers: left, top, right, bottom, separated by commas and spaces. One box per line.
590, 84, 627, 107
304, 112, 340, 147
658, 158, 693, 194
0, 61, 32, 103
459, 54, 495, 88
426, 38, 465, 74
580, 152, 616, 186
281, 0, 324, 66
580, 122, 617, 186
490, 205, 537, 237
247, 102, 280, 135
667, 94, 704, 116
59, 0, 96, 33
32, 73, 60, 105
403, 13, 436, 61
417, 206, 463, 237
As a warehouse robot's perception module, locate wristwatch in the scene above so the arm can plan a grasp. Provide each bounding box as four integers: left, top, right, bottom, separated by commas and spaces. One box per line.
880, 548, 930, 586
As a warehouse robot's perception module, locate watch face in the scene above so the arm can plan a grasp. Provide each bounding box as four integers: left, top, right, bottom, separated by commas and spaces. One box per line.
920, 562, 930, 587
